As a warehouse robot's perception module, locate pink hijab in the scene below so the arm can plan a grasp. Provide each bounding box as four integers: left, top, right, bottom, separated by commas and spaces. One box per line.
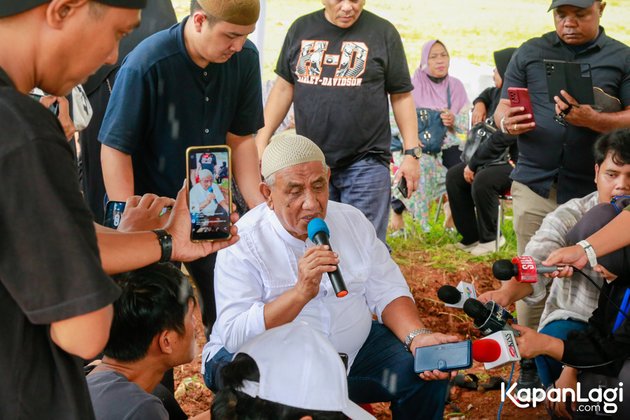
411, 40, 469, 114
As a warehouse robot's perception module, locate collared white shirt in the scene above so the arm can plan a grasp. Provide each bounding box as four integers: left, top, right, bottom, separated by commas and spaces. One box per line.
203, 201, 413, 371
189, 182, 225, 216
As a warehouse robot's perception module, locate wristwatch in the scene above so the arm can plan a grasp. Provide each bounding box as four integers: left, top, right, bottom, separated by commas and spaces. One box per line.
403, 147, 421, 159
577, 240, 598, 268
404, 328, 432, 350
153, 229, 173, 263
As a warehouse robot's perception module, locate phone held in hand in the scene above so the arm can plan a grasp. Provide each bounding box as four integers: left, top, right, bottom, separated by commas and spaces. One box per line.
507, 87, 535, 125
397, 177, 408, 198
414, 340, 472, 373
544, 59, 594, 105
103, 201, 126, 229
186, 145, 232, 242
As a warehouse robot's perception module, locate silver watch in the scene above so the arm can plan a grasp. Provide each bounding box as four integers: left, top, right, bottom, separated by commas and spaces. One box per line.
404, 328, 433, 350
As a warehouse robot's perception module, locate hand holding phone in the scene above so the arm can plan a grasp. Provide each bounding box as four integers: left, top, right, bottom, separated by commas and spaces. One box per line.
104, 197, 173, 231
397, 177, 409, 198
507, 87, 535, 125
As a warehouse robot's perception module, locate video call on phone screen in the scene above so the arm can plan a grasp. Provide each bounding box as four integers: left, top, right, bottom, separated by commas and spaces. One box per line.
188, 149, 231, 241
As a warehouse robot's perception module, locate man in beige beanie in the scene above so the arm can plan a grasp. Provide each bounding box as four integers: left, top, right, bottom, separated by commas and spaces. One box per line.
203, 134, 459, 419
99, 0, 264, 334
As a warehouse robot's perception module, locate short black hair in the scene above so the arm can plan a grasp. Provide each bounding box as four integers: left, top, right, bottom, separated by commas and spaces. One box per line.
593, 128, 630, 167
104, 263, 195, 362
211, 353, 346, 420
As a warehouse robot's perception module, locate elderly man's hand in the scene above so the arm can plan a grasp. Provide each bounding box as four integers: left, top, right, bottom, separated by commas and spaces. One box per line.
295, 245, 339, 302
118, 194, 174, 232
411, 332, 460, 381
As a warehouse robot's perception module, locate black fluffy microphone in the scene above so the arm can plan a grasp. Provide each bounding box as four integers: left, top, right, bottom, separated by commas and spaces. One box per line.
437, 285, 462, 305
463, 298, 519, 336
307, 218, 348, 298
493, 256, 561, 282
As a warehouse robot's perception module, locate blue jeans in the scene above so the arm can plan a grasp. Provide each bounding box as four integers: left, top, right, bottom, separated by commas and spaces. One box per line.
535, 319, 589, 388
204, 322, 447, 420
329, 156, 391, 244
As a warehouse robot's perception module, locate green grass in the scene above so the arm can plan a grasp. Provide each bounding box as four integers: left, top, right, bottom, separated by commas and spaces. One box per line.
173, 0, 630, 81
388, 199, 517, 271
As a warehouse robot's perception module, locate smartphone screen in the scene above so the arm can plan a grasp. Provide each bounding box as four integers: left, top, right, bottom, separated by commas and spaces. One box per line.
103, 201, 126, 229
186, 146, 232, 242
507, 87, 535, 124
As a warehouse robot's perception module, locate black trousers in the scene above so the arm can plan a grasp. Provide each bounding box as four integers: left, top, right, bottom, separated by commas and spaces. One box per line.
184, 252, 218, 338
445, 162, 513, 244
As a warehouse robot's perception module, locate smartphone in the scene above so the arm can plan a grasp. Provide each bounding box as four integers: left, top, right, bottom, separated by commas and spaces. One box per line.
186, 145, 232, 242
103, 201, 172, 229
397, 177, 408, 198
103, 201, 126, 229
414, 340, 472, 373
507, 87, 535, 125
29, 93, 60, 116
544, 59, 594, 105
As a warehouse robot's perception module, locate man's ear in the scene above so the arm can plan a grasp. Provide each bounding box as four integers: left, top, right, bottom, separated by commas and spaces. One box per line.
260, 182, 273, 209
45, 0, 89, 28
157, 330, 174, 355
191, 10, 206, 32
599, 1, 606, 16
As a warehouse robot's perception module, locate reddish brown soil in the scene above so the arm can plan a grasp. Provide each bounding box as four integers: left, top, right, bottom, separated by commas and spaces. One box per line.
174, 251, 547, 419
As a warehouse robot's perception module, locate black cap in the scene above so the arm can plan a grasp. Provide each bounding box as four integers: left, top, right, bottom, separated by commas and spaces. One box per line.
0, 0, 147, 18
548, 0, 596, 12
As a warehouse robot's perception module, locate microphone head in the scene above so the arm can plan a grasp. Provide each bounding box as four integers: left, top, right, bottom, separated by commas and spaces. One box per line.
437, 285, 462, 305
492, 259, 517, 281
307, 218, 329, 241
462, 298, 490, 323
472, 339, 502, 363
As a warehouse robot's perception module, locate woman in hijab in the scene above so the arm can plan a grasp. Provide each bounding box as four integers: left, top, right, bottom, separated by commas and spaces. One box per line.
391, 40, 469, 233
445, 48, 518, 256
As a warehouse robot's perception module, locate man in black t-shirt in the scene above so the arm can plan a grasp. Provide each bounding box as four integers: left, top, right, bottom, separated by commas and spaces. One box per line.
255, 0, 421, 244
0, 2, 239, 418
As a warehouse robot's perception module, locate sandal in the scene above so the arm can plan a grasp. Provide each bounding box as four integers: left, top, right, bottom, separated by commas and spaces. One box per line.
452, 373, 479, 390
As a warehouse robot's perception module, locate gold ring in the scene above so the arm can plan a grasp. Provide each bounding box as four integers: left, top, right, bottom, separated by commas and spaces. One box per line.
513, 124, 517, 132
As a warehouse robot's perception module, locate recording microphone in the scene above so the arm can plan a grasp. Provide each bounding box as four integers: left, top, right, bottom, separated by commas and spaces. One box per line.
307, 218, 348, 298
437, 281, 477, 309
492, 256, 562, 282
462, 298, 519, 336
472, 331, 521, 369
472, 337, 501, 363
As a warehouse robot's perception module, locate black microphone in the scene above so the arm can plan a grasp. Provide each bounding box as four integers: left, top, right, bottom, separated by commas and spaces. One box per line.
462, 298, 519, 336
307, 218, 348, 298
492, 257, 561, 282
437, 285, 461, 305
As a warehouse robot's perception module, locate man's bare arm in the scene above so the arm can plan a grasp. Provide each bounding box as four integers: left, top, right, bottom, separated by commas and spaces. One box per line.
227, 133, 265, 208
101, 144, 135, 201
255, 77, 294, 158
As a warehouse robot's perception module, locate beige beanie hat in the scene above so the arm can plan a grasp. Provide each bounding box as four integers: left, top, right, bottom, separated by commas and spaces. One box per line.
197, 0, 260, 26
261, 134, 326, 179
